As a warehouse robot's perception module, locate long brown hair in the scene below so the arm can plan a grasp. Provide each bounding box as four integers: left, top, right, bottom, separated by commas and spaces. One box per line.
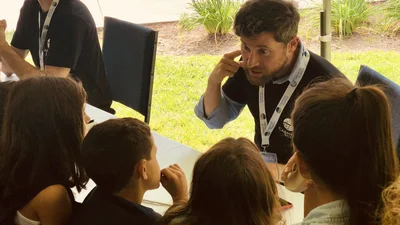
292, 78, 399, 225
159, 137, 280, 225
0, 76, 88, 196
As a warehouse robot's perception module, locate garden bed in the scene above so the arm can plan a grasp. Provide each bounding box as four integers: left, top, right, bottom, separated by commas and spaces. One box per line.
97, 21, 400, 56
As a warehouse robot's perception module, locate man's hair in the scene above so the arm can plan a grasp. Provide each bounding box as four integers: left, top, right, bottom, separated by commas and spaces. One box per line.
234, 0, 300, 44
82, 118, 152, 193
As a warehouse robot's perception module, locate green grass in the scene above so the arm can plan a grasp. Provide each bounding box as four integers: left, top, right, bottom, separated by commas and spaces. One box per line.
6, 31, 14, 43
115, 52, 400, 152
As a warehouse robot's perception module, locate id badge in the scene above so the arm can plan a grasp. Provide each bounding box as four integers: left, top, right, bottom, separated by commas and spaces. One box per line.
261, 151, 278, 163
261, 151, 281, 181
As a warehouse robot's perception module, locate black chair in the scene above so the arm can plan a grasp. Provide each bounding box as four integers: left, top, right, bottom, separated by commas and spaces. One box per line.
102, 17, 158, 124
356, 65, 400, 153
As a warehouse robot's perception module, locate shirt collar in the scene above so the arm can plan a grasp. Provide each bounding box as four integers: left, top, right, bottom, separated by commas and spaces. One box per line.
303, 199, 350, 223
273, 42, 306, 85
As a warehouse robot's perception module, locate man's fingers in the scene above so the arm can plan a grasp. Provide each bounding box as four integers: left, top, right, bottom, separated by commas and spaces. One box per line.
221, 64, 240, 74
220, 57, 241, 67
223, 50, 241, 60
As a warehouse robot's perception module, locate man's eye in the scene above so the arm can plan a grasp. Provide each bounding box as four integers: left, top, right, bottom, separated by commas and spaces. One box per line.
259, 49, 270, 55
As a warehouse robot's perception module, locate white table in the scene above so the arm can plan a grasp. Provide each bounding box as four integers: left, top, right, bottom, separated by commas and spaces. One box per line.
82, 104, 305, 224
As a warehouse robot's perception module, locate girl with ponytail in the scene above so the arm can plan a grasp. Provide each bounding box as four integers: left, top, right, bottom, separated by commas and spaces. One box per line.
282, 78, 399, 225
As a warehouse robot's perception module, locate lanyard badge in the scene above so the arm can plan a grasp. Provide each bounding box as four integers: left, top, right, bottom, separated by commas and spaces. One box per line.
38, 0, 60, 71
259, 46, 310, 152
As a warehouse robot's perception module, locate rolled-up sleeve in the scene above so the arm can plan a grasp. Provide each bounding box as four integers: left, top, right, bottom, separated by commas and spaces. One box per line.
194, 90, 245, 129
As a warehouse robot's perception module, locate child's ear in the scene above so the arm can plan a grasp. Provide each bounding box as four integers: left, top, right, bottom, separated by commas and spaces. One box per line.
135, 160, 148, 180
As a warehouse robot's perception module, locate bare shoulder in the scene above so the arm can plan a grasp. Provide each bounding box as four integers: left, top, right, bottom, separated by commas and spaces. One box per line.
31, 185, 72, 224
33, 184, 71, 207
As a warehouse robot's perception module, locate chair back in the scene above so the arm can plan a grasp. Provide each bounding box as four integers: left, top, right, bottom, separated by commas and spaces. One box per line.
103, 17, 158, 124
356, 65, 400, 152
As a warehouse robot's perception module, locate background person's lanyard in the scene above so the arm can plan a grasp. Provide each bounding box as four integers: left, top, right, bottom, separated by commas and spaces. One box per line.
259, 46, 310, 151
38, 0, 59, 71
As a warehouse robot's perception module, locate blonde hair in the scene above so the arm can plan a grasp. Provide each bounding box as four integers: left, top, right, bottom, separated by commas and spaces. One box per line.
381, 177, 400, 225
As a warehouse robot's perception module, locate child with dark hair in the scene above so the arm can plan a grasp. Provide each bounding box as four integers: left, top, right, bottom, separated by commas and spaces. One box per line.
0, 76, 88, 225
70, 118, 188, 225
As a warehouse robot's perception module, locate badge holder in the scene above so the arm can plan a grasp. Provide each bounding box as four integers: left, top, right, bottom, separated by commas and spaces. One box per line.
261, 150, 280, 182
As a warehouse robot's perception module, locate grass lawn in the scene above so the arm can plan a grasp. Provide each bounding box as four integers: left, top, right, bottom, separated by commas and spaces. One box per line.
115, 52, 400, 152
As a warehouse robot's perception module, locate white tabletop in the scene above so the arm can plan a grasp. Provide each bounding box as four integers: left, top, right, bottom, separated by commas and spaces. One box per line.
82, 104, 305, 224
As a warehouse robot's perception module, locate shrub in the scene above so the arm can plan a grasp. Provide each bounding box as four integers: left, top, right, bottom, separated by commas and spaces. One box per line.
299, 0, 374, 38
380, 0, 400, 35
331, 0, 372, 38
179, 0, 243, 36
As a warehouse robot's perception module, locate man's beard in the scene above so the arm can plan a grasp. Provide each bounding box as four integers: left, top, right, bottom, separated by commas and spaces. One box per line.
244, 58, 288, 86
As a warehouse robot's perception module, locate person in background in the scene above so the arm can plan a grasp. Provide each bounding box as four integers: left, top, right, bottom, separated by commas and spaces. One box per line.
70, 118, 188, 225
159, 137, 281, 225
0, 0, 113, 113
0, 76, 88, 225
282, 78, 399, 225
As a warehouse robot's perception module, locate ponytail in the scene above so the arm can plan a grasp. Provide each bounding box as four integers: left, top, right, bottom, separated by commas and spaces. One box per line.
344, 86, 399, 225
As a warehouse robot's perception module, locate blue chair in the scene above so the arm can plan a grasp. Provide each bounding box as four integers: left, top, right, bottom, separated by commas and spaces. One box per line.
102, 17, 158, 124
356, 65, 400, 153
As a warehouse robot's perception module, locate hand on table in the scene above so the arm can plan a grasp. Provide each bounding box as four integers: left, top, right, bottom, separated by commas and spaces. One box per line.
161, 164, 188, 204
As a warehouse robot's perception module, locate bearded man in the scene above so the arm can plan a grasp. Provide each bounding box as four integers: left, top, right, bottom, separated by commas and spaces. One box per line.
195, 0, 345, 165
